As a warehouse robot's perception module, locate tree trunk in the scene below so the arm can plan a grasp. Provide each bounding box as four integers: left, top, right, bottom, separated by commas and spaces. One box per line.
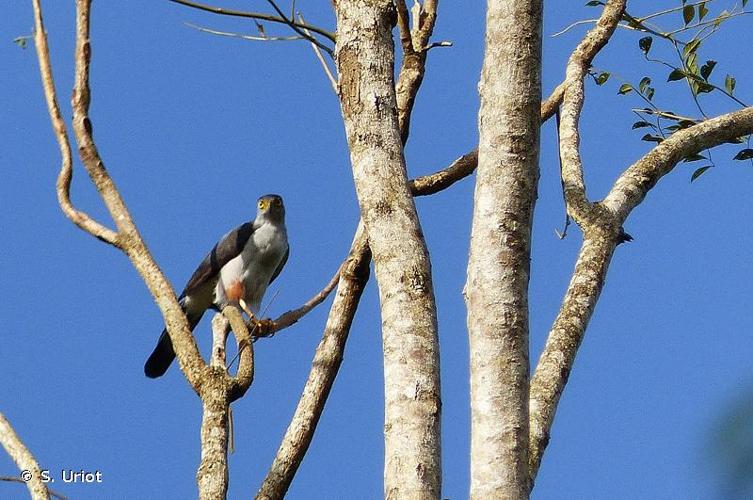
466, 1, 542, 498
334, 2, 442, 498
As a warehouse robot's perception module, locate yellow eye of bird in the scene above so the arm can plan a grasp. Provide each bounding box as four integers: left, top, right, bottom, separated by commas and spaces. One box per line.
259, 200, 267, 210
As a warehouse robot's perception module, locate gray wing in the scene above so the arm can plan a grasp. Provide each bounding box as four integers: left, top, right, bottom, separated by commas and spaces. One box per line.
181, 222, 255, 297
269, 246, 289, 284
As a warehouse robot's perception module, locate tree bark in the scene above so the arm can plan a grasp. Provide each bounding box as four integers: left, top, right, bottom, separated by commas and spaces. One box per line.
334, 1, 442, 498
466, 1, 542, 498
0, 413, 50, 500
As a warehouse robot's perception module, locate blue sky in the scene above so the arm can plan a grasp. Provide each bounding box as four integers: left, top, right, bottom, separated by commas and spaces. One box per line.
2, 1, 753, 499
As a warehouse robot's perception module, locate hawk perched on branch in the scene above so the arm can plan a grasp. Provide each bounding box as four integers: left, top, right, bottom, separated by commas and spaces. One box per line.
144, 194, 289, 378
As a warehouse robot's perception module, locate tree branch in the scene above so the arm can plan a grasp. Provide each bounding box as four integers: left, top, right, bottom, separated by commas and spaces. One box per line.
528, 220, 621, 483
298, 13, 338, 94
603, 106, 753, 221
225, 306, 255, 402
558, 0, 627, 225
33, 0, 210, 393
167, 0, 336, 43
196, 377, 231, 500
31, 0, 120, 247
395, 0, 439, 144
262, 0, 334, 57
529, 13, 753, 491
395, 0, 415, 56
0, 413, 50, 500
256, 227, 370, 500
185, 22, 303, 42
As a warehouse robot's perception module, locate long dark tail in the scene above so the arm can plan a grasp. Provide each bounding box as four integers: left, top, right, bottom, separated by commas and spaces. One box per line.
144, 302, 203, 378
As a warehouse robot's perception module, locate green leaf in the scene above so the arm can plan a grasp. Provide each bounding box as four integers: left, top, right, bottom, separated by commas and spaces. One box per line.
686, 52, 699, 74
618, 83, 633, 95
678, 119, 697, 129
585, 0, 604, 5
725, 74, 736, 94
700, 60, 717, 80
595, 72, 610, 85
733, 148, 753, 160
699, 2, 709, 21
744, 0, 749, 7
12, 36, 28, 49
639, 36, 653, 56
667, 69, 686, 81
683, 5, 695, 25
691, 165, 712, 182
683, 153, 706, 162
632, 121, 653, 129
696, 81, 714, 94
641, 134, 664, 143
683, 39, 701, 58
639, 77, 651, 93
646, 87, 655, 101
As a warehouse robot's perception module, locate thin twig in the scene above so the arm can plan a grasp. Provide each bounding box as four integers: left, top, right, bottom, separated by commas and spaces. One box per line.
185, 22, 303, 41
664, 11, 750, 37
263, 0, 334, 57
298, 13, 337, 92
0, 477, 67, 500
167, 0, 336, 42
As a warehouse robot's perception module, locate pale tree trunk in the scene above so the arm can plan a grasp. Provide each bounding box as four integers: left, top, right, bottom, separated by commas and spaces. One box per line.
334, 1, 442, 498
466, 1, 542, 498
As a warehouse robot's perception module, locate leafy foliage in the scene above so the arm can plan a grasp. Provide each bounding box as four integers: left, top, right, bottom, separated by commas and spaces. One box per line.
586, 1, 751, 181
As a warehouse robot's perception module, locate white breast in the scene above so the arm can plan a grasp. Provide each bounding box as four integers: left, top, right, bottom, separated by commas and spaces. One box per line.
215, 221, 287, 312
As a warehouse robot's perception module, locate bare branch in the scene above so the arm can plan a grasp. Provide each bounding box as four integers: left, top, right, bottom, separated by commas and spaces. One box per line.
541, 83, 565, 123
604, 106, 753, 221
31, 0, 120, 247
413, 0, 439, 51
297, 14, 338, 93
262, 0, 334, 57
225, 306, 255, 402
256, 227, 370, 500
265, 268, 341, 333
409, 149, 477, 195
395, 0, 440, 143
210, 314, 230, 370
66, 0, 209, 392
185, 22, 303, 41
528, 223, 620, 484
167, 0, 336, 43
0, 477, 67, 500
196, 380, 231, 499
530, 18, 753, 490
558, 0, 627, 225
395, 0, 415, 56
0, 412, 50, 500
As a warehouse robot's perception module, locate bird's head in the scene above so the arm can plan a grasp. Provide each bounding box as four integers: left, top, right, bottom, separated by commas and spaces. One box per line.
256, 194, 285, 223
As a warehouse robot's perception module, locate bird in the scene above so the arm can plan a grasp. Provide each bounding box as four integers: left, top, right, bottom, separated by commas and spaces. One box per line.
144, 194, 289, 378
